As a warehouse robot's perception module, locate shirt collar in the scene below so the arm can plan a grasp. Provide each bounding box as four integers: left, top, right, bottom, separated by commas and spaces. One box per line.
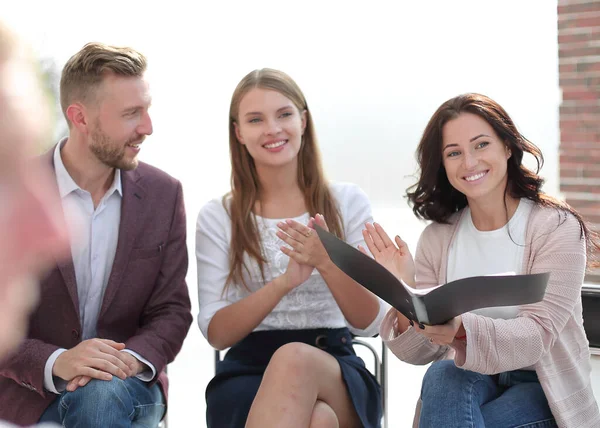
53, 137, 123, 199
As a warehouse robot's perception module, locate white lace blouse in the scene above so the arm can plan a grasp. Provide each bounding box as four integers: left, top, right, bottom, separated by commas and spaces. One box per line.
195, 182, 387, 339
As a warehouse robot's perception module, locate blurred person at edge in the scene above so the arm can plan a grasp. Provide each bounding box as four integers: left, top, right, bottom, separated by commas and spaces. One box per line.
0, 22, 69, 428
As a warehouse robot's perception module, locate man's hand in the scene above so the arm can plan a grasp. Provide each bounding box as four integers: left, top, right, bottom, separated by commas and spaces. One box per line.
53, 339, 131, 383
119, 351, 145, 377
66, 351, 146, 392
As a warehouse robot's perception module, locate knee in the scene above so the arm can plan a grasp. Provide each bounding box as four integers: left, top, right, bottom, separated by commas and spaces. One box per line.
268, 342, 316, 379
423, 360, 458, 382
62, 377, 128, 408
421, 360, 481, 397
422, 360, 463, 393
310, 400, 339, 428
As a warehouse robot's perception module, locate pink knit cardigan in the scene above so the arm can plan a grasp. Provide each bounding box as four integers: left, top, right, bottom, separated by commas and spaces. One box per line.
380, 204, 600, 427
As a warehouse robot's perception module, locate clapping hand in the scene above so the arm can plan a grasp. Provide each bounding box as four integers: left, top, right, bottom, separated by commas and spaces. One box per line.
277, 213, 331, 270
360, 222, 415, 286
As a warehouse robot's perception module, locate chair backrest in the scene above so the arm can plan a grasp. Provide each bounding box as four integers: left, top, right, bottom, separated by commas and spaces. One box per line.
351, 338, 388, 428
583, 285, 600, 351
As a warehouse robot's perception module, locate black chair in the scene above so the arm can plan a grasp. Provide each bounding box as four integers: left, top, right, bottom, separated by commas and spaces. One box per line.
582, 284, 600, 354
214, 337, 389, 428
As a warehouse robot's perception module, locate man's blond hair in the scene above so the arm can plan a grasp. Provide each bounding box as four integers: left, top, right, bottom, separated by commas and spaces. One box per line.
60, 42, 147, 125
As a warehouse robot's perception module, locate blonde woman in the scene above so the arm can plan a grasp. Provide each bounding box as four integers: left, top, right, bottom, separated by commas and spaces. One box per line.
196, 69, 386, 428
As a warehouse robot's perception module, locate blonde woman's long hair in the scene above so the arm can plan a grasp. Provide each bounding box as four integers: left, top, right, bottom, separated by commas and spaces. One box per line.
225, 68, 344, 290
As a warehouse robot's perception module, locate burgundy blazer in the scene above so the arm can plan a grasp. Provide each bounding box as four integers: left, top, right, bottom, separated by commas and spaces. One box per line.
0, 148, 193, 425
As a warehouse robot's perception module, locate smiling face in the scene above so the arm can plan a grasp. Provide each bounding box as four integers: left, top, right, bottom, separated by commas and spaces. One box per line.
441, 112, 511, 204
234, 88, 307, 170
86, 72, 153, 170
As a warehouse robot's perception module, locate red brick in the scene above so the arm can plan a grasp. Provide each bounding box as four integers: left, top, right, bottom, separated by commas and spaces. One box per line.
582, 214, 600, 225
560, 75, 600, 86
559, 16, 600, 30
560, 151, 600, 163
563, 202, 600, 224
558, 31, 600, 44
577, 61, 600, 72
560, 123, 600, 135
560, 115, 600, 124
560, 139, 600, 149
561, 183, 600, 194
560, 110, 600, 119
564, 200, 600, 217
560, 103, 600, 115
577, 207, 600, 219
558, 61, 600, 73
562, 87, 600, 100
559, 145, 600, 153
559, 0, 595, 5
562, 200, 600, 213
559, 3, 600, 15
561, 162, 600, 178
559, 130, 600, 142
560, 63, 578, 73
559, 45, 600, 57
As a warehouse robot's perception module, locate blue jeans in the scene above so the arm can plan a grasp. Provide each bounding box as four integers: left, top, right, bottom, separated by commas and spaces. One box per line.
419, 360, 557, 428
39, 377, 165, 428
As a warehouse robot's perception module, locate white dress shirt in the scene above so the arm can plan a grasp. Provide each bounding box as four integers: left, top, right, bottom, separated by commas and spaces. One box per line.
43, 139, 155, 394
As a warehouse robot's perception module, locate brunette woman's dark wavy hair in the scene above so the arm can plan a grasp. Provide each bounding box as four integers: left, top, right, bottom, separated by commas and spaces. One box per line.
407, 93, 599, 266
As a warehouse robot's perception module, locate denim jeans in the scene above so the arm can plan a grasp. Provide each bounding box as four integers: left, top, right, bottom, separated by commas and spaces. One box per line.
419, 360, 557, 428
39, 377, 165, 428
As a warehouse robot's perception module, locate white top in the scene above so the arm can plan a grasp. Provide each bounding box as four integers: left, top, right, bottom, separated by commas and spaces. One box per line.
43, 140, 155, 395
447, 198, 534, 319
195, 182, 387, 339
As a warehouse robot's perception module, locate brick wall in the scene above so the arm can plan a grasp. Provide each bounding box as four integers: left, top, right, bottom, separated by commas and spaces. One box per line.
558, 0, 600, 280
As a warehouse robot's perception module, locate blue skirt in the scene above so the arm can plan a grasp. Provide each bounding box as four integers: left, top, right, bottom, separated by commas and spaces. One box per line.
205, 328, 382, 428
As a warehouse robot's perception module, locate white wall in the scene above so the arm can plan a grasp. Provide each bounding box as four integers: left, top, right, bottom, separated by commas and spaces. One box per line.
4, 1, 561, 426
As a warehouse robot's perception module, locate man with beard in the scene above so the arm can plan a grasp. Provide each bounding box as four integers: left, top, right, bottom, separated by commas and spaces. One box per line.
0, 42, 193, 428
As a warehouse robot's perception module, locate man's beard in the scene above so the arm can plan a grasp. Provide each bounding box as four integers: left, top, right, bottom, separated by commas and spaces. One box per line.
89, 124, 141, 171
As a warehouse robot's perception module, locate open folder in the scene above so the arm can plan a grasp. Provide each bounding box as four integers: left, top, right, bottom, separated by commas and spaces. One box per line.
315, 225, 549, 325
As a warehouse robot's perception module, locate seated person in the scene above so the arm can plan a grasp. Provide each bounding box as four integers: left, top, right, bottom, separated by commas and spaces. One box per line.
196, 68, 387, 428
365, 93, 600, 427
0, 41, 193, 428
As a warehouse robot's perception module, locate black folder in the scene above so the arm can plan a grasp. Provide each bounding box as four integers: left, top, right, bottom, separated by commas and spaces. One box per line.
315, 225, 549, 325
